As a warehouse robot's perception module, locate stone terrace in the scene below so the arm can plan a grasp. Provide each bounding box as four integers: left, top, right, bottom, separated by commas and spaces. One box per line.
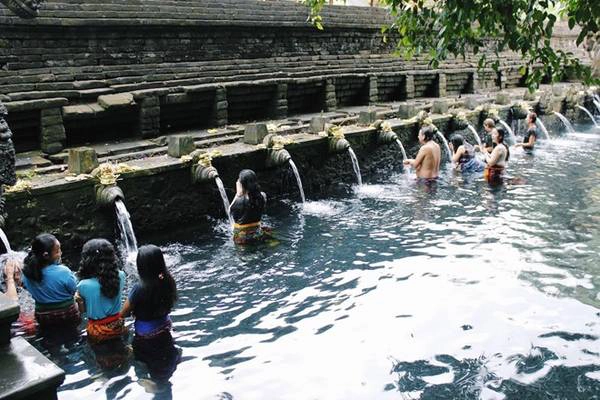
0, 0, 578, 160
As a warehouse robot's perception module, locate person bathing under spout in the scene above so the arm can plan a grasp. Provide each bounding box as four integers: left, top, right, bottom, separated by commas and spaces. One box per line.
229, 169, 272, 245
481, 126, 510, 183
514, 112, 538, 153
403, 125, 441, 180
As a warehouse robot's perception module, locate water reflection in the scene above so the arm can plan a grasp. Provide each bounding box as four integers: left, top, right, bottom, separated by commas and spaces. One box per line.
22, 128, 600, 399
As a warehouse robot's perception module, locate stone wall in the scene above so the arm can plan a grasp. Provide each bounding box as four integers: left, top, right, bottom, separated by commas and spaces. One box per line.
0, 0, 586, 157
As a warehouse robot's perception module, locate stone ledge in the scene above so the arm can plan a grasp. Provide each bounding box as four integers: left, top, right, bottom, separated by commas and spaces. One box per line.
0, 337, 65, 400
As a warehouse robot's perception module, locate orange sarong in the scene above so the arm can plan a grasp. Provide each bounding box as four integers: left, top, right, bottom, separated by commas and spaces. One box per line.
87, 313, 127, 342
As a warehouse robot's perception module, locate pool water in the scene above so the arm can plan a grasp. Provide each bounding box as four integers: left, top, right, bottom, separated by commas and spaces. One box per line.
26, 128, 600, 399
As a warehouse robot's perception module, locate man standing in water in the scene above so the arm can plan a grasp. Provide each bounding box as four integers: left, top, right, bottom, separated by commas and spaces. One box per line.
403, 125, 441, 179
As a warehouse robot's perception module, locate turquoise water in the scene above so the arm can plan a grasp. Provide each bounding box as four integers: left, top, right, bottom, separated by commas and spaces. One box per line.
27, 127, 600, 399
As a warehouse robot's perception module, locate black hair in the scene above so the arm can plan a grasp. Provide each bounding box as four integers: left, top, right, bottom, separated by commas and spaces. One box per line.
495, 127, 510, 161
135, 245, 177, 315
449, 134, 465, 153
238, 169, 264, 210
78, 238, 121, 299
420, 125, 436, 141
528, 112, 537, 123
23, 233, 58, 283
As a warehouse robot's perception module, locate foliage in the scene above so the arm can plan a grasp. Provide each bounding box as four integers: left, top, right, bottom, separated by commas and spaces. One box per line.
304, 0, 600, 90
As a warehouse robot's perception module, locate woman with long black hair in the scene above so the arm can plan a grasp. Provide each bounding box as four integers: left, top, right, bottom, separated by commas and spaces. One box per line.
121, 244, 180, 380
76, 238, 126, 342
229, 169, 271, 244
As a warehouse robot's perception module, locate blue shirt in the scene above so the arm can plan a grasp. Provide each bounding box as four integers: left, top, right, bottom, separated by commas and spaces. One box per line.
77, 270, 125, 320
22, 263, 77, 304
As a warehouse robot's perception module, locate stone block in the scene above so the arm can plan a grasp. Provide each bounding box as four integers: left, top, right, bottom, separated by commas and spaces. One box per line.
398, 103, 416, 119
436, 73, 447, 98
41, 115, 63, 126
68, 147, 99, 175
42, 124, 66, 142
464, 97, 480, 110
431, 100, 449, 114
215, 100, 228, 110
244, 124, 269, 145
358, 110, 377, 125
41, 141, 63, 155
0, 293, 19, 345
167, 135, 195, 158
309, 116, 330, 134
495, 92, 510, 105
98, 93, 135, 110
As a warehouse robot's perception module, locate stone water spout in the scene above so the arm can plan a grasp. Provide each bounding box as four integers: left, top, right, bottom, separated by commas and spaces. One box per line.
191, 151, 220, 184
372, 120, 398, 144
96, 185, 125, 208
263, 134, 292, 168
326, 125, 350, 154
0, 101, 17, 228
91, 163, 129, 207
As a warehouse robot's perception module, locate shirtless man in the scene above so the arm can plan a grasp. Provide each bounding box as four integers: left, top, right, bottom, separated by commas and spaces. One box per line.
403, 125, 441, 179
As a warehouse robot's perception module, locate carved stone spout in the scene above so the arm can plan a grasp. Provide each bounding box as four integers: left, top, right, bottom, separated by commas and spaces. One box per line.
96, 185, 124, 208
329, 137, 350, 153
0, 0, 44, 18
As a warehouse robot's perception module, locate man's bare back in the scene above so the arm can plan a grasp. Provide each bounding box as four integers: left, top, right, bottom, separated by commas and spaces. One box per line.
414, 141, 441, 179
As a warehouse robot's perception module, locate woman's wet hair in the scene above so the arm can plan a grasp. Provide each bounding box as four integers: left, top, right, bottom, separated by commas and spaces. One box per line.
495, 127, 510, 161
238, 169, 264, 210
483, 118, 496, 129
420, 125, 436, 141
449, 134, 465, 152
78, 238, 121, 299
528, 112, 537, 123
136, 245, 177, 315
23, 233, 57, 283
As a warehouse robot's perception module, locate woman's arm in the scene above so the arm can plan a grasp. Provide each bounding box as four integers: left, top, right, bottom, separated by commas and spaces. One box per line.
452, 146, 465, 163
75, 292, 86, 313
3, 259, 21, 302
486, 146, 502, 166
120, 299, 132, 318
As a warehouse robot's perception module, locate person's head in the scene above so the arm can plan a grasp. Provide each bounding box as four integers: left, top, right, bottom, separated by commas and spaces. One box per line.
418, 125, 436, 144
78, 238, 121, 299
136, 245, 177, 314
448, 134, 465, 153
23, 233, 61, 282
238, 169, 263, 207
527, 111, 537, 125
483, 118, 496, 132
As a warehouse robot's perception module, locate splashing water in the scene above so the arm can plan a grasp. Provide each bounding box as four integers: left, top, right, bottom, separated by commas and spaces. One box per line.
395, 139, 408, 160
435, 131, 452, 164
347, 147, 362, 186
288, 159, 306, 203
535, 119, 551, 140
577, 105, 600, 128
115, 199, 138, 263
467, 124, 482, 147
593, 99, 600, 115
0, 228, 11, 253
215, 177, 234, 225
498, 119, 516, 143
553, 112, 575, 133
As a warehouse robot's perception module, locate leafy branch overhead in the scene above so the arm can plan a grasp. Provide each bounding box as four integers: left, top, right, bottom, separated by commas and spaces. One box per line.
304, 0, 600, 89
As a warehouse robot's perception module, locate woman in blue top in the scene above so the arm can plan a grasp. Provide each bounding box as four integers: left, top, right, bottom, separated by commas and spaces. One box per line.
76, 239, 127, 343
121, 244, 180, 380
449, 134, 485, 173
20, 233, 80, 329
